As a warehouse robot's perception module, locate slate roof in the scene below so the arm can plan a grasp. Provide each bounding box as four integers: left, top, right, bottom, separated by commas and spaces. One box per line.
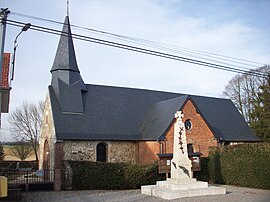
190, 96, 259, 142
51, 16, 80, 73
50, 84, 180, 141
49, 84, 259, 142
140, 95, 188, 140
50, 16, 87, 114
48, 16, 259, 143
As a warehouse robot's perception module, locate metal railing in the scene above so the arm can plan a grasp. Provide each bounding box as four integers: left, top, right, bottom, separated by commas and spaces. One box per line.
0, 169, 54, 185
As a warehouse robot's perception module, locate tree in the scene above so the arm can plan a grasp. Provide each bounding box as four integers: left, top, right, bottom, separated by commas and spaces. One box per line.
223, 65, 270, 124
8, 101, 44, 161
10, 142, 33, 161
250, 74, 270, 141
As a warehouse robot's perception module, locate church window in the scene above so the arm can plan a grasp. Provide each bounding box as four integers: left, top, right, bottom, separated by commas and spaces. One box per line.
96, 142, 107, 162
185, 119, 192, 130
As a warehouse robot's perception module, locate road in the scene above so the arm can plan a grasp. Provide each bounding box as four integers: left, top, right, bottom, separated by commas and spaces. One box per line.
21, 185, 270, 202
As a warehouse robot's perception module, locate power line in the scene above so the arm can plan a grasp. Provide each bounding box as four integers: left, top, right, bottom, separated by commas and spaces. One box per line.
10, 11, 266, 68
7, 19, 268, 78
6, 19, 268, 78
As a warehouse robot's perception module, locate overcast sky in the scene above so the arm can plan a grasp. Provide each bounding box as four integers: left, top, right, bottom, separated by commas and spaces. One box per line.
1, 0, 269, 141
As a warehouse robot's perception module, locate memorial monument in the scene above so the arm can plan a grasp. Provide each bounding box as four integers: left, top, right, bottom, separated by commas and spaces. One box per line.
141, 111, 226, 200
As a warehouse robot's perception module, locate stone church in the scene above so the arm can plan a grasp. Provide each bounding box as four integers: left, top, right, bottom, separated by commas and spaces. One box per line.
39, 16, 259, 178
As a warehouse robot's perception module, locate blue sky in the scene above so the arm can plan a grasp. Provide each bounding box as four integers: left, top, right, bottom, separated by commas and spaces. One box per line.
0, 0, 269, 141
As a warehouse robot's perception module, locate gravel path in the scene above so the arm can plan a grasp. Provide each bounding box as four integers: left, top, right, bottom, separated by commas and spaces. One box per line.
21, 185, 270, 202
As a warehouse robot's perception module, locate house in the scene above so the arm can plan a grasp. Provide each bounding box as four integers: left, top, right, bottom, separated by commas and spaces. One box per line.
39, 16, 259, 187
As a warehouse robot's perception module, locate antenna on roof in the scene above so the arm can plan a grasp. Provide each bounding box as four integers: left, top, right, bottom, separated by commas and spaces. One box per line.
67, 0, 69, 16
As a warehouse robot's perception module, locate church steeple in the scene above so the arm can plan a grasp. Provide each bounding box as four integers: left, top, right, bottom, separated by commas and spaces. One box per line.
51, 16, 80, 73
51, 16, 87, 113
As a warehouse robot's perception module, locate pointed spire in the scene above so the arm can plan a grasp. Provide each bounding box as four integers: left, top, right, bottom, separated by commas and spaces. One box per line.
51, 16, 79, 73
50, 16, 87, 114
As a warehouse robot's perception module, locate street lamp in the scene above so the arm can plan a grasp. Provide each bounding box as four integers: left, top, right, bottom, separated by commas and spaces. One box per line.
11, 23, 31, 80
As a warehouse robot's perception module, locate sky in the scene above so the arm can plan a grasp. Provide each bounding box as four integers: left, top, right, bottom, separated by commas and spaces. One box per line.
0, 0, 269, 141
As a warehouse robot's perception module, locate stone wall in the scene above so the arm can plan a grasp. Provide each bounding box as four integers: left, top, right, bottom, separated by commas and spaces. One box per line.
63, 141, 95, 161
63, 140, 137, 164
108, 141, 137, 164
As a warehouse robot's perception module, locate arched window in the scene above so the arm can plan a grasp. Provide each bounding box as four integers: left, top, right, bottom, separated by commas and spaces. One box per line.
96, 142, 107, 162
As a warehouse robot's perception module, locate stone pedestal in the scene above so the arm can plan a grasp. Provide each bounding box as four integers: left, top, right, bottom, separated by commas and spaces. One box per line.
141, 111, 226, 200
141, 178, 226, 200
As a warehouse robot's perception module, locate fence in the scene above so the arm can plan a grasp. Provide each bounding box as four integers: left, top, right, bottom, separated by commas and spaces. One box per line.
0, 169, 54, 185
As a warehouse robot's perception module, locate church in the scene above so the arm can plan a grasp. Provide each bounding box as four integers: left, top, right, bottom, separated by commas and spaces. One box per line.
39, 16, 259, 175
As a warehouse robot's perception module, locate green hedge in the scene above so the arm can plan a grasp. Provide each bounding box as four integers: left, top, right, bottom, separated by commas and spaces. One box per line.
63, 143, 270, 190
193, 157, 210, 182
63, 161, 165, 190
196, 143, 270, 189
218, 143, 270, 189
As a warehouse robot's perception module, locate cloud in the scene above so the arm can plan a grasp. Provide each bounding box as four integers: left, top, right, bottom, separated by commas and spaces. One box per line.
0, 0, 269, 141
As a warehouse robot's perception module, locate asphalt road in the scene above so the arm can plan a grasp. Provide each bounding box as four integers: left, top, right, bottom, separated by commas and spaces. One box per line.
21, 185, 270, 202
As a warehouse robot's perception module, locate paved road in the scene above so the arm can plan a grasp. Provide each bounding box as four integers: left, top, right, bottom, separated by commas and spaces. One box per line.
21, 185, 270, 202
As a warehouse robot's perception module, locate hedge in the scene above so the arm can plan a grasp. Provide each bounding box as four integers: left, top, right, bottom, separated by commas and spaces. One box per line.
62, 161, 165, 190
196, 143, 270, 189
193, 157, 210, 182
63, 143, 270, 190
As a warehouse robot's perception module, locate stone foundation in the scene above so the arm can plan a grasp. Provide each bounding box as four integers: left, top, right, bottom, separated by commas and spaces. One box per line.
141, 178, 226, 200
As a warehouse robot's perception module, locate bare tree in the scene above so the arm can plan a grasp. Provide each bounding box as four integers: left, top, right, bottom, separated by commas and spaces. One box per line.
223, 65, 270, 124
8, 101, 44, 161
11, 142, 33, 161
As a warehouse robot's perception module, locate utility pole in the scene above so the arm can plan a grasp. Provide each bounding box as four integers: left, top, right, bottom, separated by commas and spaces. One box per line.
0, 8, 10, 126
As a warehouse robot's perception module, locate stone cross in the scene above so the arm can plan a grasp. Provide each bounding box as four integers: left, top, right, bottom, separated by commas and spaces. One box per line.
171, 111, 192, 180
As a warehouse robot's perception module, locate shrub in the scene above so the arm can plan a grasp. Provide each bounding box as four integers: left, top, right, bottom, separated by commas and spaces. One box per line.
193, 157, 210, 182
63, 161, 165, 190
198, 143, 270, 189
195, 143, 270, 189
219, 143, 270, 189
124, 163, 165, 188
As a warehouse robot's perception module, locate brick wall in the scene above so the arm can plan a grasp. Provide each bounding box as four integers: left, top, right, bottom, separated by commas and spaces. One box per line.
2, 53, 10, 88
164, 121, 175, 154
138, 98, 218, 165
138, 141, 160, 165
55, 142, 64, 169
165, 100, 217, 156
182, 100, 217, 156
54, 142, 63, 191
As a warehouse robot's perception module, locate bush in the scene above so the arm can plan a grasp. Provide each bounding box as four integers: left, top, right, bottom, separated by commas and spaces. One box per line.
193, 157, 210, 182
198, 143, 270, 189
124, 163, 165, 188
219, 143, 270, 189
208, 147, 224, 184
63, 161, 165, 190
